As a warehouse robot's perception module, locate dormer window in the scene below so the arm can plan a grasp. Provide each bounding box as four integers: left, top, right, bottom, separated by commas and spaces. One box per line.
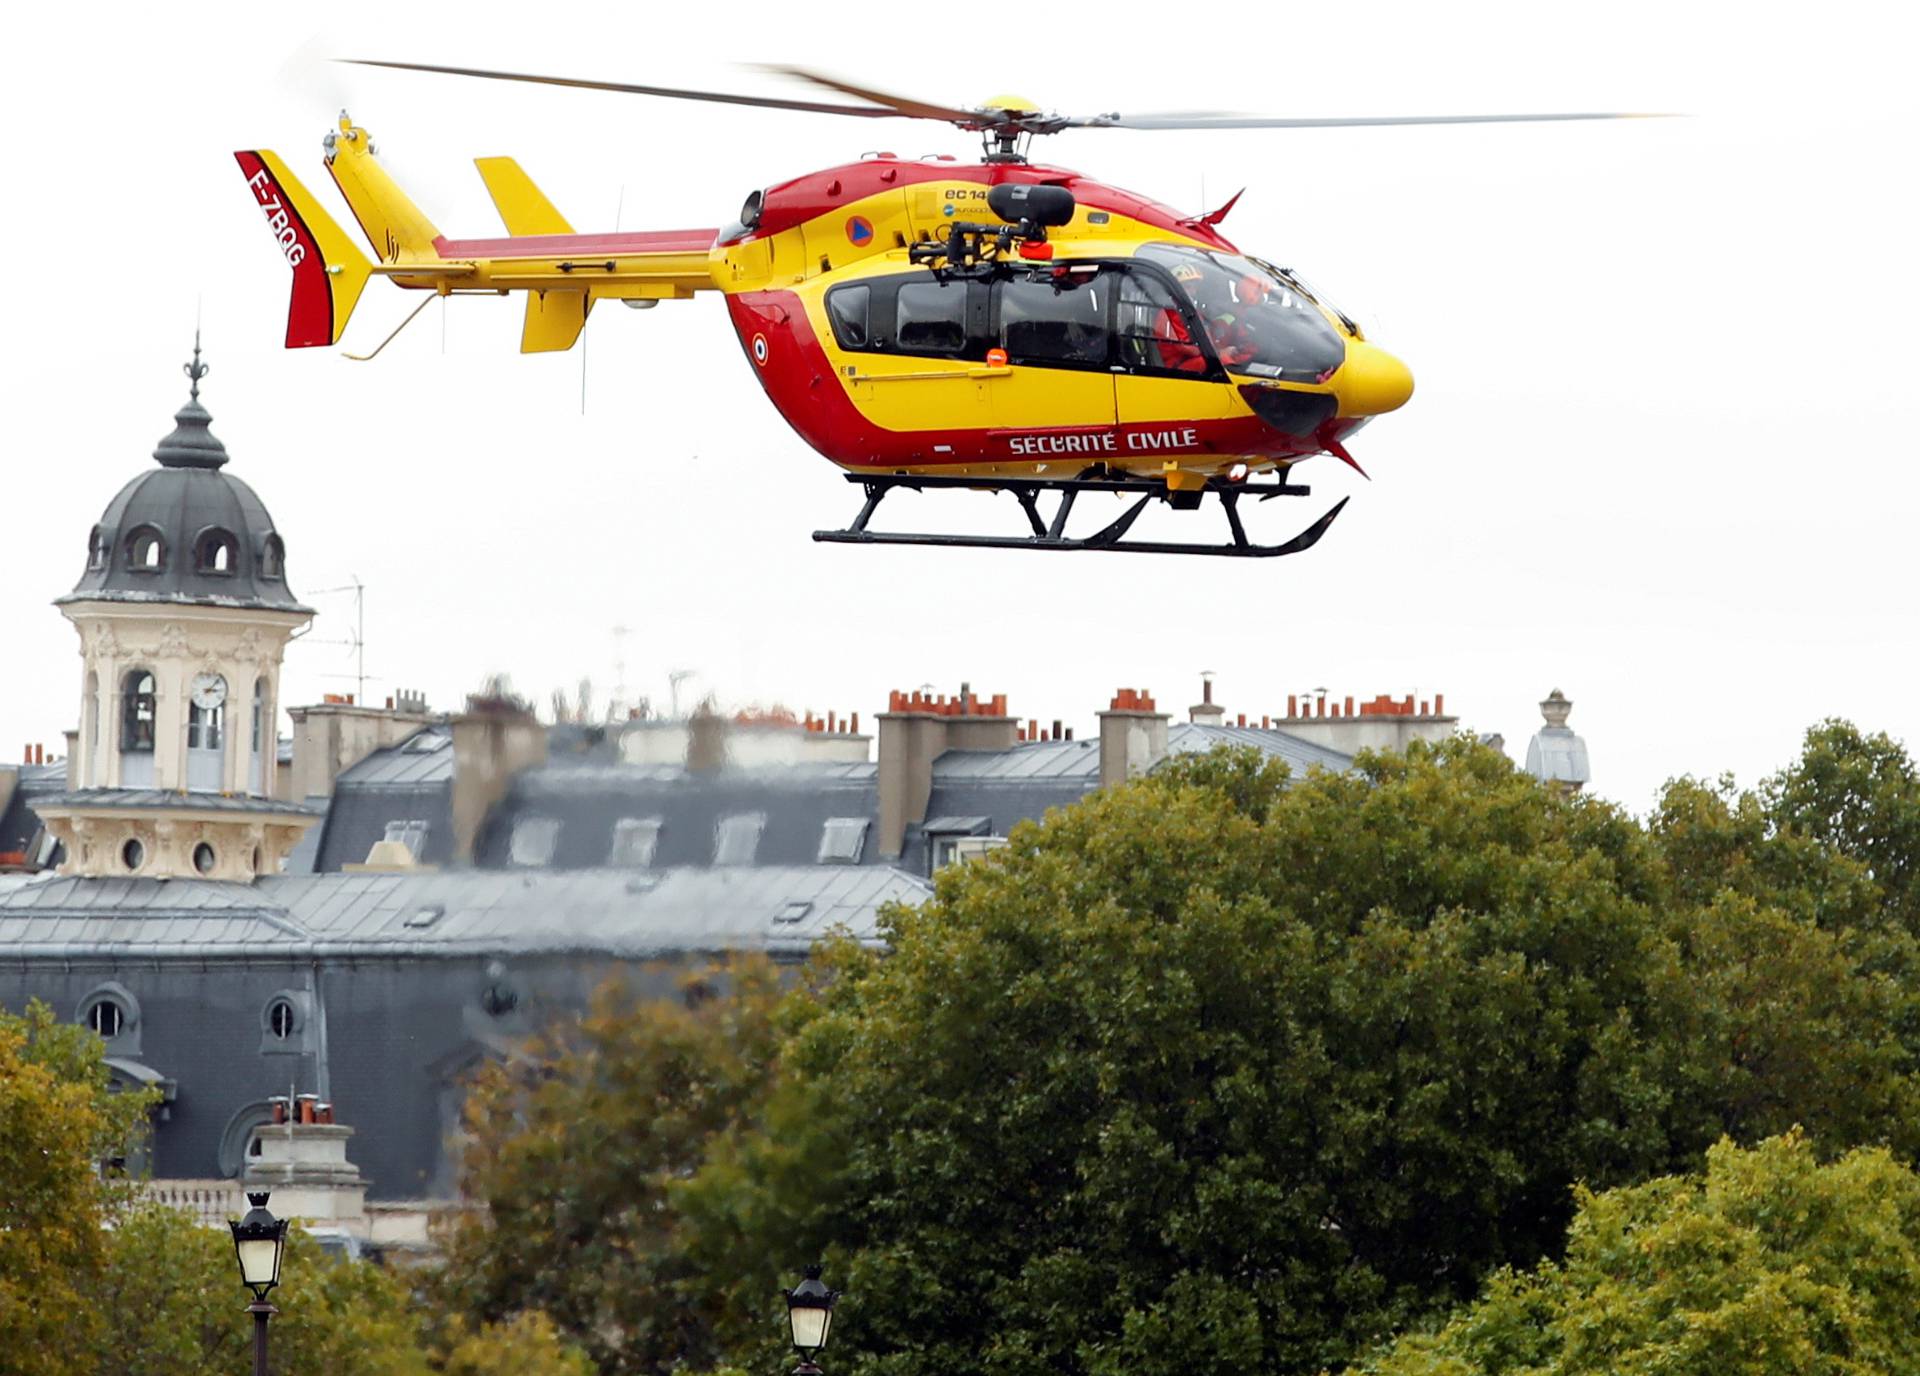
87, 526, 108, 572
714, 812, 766, 866
125, 525, 166, 572
259, 534, 285, 580
193, 527, 239, 575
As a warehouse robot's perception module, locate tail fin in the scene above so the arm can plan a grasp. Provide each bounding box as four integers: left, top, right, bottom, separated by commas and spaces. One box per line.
322, 113, 443, 264
234, 150, 373, 348
474, 157, 574, 235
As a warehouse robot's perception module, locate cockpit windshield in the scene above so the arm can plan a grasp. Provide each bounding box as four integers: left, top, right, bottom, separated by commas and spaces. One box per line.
1138, 245, 1346, 381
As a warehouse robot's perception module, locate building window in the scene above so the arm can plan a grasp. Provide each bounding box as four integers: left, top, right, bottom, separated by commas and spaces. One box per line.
121, 670, 157, 751
610, 817, 662, 868
76, 984, 141, 1054
259, 534, 285, 579
193, 527, 239, 575
121, 838, 145, 872
268, 990, 297, 1036
509, 816, 560, 867
125, 524, 167, 572
87, 998, 124, 1038
714, 812, 766, 866
87, 525, 109, 572
383, 819, 430, 860
818, 817, 869, 864
193, 842, 216, 875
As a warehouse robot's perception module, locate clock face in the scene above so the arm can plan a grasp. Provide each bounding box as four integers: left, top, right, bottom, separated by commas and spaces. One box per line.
190, 673, 228, 711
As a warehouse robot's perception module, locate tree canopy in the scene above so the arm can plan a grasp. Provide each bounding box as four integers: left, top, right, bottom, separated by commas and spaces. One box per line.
1350, 1131, 1920, 1375
414, 721, 1920, 1376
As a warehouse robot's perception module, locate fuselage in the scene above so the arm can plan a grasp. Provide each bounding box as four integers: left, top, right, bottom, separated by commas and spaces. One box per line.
707, 155, 1413, 482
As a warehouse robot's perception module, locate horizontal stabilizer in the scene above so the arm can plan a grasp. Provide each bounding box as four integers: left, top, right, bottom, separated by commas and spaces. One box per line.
475, 157, 574, 235
234, 150, 373, 348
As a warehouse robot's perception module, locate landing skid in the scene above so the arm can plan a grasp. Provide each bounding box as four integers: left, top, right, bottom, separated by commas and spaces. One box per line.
812, 472, 1348, 558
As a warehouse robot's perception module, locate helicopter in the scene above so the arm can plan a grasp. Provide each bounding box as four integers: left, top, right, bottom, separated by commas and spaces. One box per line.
237, 65, 1654, 557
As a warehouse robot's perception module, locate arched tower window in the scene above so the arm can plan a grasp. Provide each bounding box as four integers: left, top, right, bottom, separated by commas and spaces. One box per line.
87, 526, 108, 572
124, 525, 166, 572
250, 677, 269, 795
83, 671, 100, 786
121, 671, 156, 751
259, 534, 285, 580
186, 673, 227, 791
193, 527, 239, 576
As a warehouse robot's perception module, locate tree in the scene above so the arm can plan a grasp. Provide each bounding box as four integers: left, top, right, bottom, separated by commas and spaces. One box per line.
698, 741, 1920, 1376
0, 1000, 155, 1376
434, 961, 788, 1376
1350, 1131, 1920, 1375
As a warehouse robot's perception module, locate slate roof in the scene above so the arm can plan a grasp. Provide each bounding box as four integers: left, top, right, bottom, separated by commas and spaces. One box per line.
474, 761, 881, 870
33, 790, 322, 815
58, 363, 309, 614
0, 865, 924, 960
1, 763, 69, 859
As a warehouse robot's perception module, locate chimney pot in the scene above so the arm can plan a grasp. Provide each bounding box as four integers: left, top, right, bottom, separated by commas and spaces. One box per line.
1052, 720, 1062, 740
1420, 699, 1429, 716
1262, 715, 1270, 728
1316, 694, 1327, 718
1287, 694, 1297, 717
1435, 693, 1445, 715
1345, 695, 1355, 717
1237, 713, 1246, 727
1065, 728, 1073, 741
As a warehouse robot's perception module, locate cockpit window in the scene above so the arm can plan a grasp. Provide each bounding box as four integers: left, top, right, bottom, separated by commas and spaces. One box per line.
1138, 245, 1345, 381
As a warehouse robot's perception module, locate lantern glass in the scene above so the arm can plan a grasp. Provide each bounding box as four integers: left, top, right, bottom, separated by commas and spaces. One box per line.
236, 1234, 283, 1290
230, 1192, 287, 1298
785, 1265, 838, 1354
789, 1303, 832, 1353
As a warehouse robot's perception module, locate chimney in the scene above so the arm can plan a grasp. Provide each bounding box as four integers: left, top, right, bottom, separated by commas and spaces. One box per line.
1099, 688, 1170, 789
686, 702, 728, 773
450, 696, 548, 864
1189, 672, 1226, 726
288, 694, 439, 804
876, 685, 1017, 858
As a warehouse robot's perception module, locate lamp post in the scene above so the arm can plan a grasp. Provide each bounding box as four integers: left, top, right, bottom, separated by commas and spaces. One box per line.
783, 1264, 840, 1376
229, 1189, 289, 1376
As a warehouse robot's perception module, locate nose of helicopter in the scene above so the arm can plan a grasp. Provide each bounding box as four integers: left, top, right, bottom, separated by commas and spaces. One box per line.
1331, 340, 1415, 417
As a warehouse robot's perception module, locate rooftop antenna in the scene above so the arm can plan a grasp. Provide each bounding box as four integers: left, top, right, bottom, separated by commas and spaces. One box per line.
303, 577, 369, 703
611, 623, 632, 717
668, 669, 695, 719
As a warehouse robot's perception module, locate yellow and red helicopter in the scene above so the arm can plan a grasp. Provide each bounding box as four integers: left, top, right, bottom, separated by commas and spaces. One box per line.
238, 65, 1650, 557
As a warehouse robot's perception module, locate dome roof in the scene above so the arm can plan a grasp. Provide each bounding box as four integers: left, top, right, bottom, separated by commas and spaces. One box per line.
59, 345, 311, 614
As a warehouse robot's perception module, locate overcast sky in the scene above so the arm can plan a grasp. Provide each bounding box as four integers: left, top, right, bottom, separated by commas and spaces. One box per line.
4, 1, 1914, 813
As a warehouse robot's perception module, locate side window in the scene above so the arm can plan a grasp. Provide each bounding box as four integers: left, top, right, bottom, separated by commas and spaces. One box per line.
826, 285, 871, 349
1115, 268, 1210, 376
895, 281, 970, 356
994, 268, 1112, 368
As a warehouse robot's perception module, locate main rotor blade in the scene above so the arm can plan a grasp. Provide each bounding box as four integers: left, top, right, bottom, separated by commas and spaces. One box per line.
1068, 110, 1675, 130
755, 64, 993, 126
340, 59, 900, 119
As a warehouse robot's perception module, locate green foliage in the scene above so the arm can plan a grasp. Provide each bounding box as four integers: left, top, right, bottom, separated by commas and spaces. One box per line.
433, 960, 788, 1376
0, 1000, 157, 1376
433, 1311, 597, 1376
435, 722, 1920, 1376
90, 1204, 431, 1376
1351, 1132, 1920, 1375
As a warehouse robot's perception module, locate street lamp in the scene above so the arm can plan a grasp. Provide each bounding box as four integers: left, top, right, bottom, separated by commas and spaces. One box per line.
784, 1264, 840, 1376
229, 1190, 289, 1376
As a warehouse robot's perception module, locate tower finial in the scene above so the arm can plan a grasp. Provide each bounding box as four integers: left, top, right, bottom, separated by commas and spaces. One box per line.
183, 330, 210, 403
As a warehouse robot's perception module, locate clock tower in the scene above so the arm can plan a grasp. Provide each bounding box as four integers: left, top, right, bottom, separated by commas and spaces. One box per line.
34, 342, 321, 880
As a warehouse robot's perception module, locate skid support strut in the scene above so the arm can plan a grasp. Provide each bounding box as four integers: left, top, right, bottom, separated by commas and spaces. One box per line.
815, 472, 1347, 558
